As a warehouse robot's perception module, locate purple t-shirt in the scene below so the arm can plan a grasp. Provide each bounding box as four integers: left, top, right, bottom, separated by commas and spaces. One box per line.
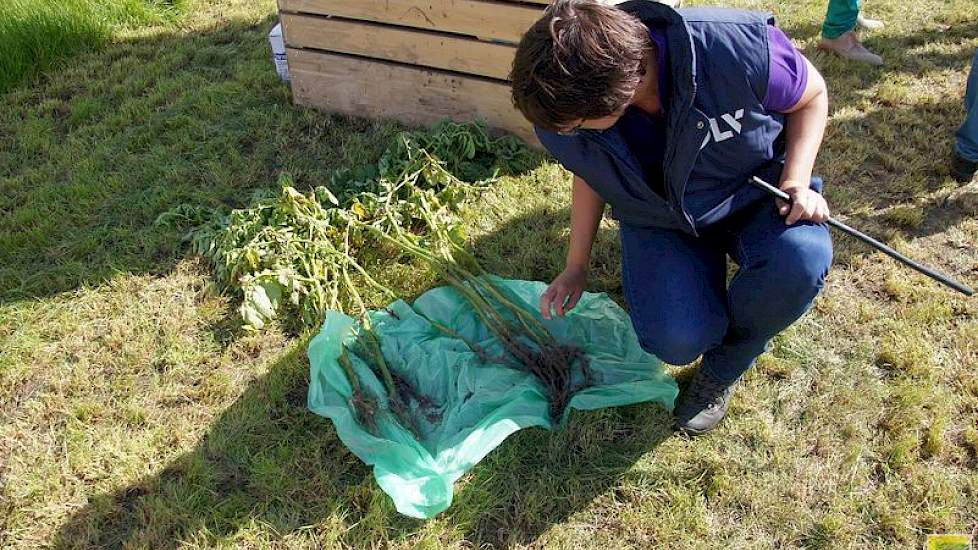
763, 25, 810, 112
617, 25, 808, 197
648, 25, 808, 111
649, 25, 808, 111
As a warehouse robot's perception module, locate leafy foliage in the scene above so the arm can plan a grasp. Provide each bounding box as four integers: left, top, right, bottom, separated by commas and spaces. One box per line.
157, 120, 536, 331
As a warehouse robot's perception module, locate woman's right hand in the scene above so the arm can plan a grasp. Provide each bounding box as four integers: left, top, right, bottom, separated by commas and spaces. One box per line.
542, 174, 603, 320
540, 265, 587, 320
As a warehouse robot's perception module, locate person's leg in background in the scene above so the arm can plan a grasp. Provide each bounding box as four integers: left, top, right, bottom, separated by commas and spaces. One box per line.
821, 0, 860, 40
952, 48, 978, 183
818, 0, 884, 65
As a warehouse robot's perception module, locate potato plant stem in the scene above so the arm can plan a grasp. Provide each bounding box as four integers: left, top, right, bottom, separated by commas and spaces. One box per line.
412, 196, 552, 347
341, 226, 398, 400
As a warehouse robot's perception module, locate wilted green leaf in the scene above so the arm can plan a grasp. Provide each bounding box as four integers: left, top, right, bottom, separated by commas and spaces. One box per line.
240, 277, 284, 330
172, 121, 532, 331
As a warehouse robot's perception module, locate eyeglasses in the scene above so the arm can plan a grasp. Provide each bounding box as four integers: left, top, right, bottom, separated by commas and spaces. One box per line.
556, 121, 586, 136
554, 100, 633, 136
555, 112, 623, 137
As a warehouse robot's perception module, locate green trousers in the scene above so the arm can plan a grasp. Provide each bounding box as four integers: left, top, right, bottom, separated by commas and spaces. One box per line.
822, 0, 861, 39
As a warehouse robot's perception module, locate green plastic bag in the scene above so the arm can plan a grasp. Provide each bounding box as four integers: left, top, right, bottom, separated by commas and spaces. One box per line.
307, 277, 677, 519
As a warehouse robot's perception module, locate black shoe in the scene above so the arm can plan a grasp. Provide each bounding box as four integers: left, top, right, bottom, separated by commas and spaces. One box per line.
951, 151, 978, 183
673, 368, 740, 435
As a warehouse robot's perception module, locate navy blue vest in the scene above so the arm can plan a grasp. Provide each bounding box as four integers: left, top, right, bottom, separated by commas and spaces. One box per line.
535, 4, 788, 235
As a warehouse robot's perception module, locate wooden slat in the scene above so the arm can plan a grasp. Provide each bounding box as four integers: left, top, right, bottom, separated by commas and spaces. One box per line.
281, 13, 516, 80
278, 0, 545, 45
287, 48, 539, 148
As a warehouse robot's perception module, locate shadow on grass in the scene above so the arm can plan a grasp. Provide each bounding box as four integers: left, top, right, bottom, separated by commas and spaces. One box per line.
862, 19, 978, 80
467, 204, 626, 304
453, 207, 671, 547
21, 8, 978, 548
0, 13, 385, 304
51, 203, 672, 548
787, 19, 978, 105
452, 407, 673, 548
0, 11, 544, 307
50, 336, 672, 549
51, 340, 367, 549
816, 93, 978, 284
2, 2, 972, 305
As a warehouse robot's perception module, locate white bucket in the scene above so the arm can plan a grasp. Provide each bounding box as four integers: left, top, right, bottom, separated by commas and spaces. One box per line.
268, 22, 289, 82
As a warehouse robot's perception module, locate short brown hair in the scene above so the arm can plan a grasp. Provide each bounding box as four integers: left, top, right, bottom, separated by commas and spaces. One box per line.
510, 0, 651, 131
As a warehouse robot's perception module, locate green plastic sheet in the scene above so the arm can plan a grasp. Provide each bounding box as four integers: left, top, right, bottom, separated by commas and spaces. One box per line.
307, 277, 677, 519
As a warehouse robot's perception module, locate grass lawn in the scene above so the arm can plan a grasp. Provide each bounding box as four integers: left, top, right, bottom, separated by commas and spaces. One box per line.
0, 0, 186, 92
1, 0, 977, 547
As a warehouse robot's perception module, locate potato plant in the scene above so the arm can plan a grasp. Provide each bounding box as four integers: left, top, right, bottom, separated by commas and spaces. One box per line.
157, 120, 534, 331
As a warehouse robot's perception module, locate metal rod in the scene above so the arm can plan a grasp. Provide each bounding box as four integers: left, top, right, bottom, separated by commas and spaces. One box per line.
750, 176, 974, 297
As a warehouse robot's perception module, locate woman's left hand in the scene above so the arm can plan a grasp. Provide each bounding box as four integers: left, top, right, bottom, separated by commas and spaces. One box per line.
777, 185, 830, 225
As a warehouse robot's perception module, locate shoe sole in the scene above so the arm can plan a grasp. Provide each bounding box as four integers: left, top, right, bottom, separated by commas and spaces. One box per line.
673, 421, 715, 436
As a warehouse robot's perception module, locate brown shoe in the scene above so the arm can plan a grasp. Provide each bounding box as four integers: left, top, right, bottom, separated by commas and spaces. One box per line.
818, 31, 883, 66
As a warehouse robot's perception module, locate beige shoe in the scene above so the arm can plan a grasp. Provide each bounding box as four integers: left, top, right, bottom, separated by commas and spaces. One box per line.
857, 14, 885, 30
818, 30, 883, 65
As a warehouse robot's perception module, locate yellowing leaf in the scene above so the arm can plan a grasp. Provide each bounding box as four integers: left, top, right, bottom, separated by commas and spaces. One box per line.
351, 202, 368, 220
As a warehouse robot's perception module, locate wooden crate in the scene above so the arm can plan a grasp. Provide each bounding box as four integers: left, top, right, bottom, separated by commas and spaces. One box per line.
277, 0, 550, 148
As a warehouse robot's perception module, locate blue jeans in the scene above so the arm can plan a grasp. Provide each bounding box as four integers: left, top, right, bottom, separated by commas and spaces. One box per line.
956, 48, 978, 162
620, 180, 833, 384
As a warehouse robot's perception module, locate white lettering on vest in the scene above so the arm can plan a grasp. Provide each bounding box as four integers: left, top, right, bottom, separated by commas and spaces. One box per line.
699, 109, 745, 150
